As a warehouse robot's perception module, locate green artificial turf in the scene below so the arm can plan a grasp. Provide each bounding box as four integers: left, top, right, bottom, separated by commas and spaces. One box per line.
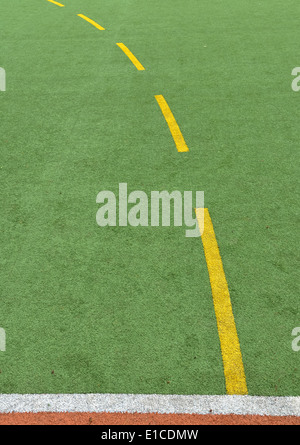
0, 0, 299, 395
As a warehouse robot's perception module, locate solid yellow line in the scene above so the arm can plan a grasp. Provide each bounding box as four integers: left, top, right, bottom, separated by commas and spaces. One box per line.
116, 43, 145, 71
47, 0, 64, 6
155, 95, 189, 153
196, 208, 248, 395
77, 14, 105, 31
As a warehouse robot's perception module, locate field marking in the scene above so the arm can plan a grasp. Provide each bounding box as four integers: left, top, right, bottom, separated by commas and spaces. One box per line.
77, 14, 105, 31
196, 208, 248, 395
116, 43, 145, 71
0, 394, 299, 416
155, 95, 189, 152
47, 0, 65, 6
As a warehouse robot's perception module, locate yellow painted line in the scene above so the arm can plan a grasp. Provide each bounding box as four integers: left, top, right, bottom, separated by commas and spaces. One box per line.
47, 0, 64, 6
155, 95, 189, 153
77, 14, 105, 31
116, 43, 145, 71
196, 208, 248, 395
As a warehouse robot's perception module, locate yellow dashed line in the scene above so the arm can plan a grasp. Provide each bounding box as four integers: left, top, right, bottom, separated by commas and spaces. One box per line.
45, 2, 245, 397
116, 43, 145, 71
47, 0, 65, 6
196, 208, 248, 395
155, 95, 189, 153
77, 14, 105, 31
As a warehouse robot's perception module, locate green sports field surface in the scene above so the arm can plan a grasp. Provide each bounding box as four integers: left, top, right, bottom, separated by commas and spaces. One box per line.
0, 0, 299, 396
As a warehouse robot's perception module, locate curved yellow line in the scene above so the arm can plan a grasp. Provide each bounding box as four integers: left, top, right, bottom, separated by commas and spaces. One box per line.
196, 208, 248, 395
116, 43, 145, 71
77, 14, 105, 31
155, 95, 189, 153
47, 0, 64, 6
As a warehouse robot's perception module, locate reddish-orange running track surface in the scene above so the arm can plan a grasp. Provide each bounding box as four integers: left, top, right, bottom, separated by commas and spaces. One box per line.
0, 412, 299, 425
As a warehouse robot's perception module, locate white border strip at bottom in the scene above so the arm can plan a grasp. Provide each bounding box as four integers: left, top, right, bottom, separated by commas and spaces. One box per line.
0, 394, 299, 416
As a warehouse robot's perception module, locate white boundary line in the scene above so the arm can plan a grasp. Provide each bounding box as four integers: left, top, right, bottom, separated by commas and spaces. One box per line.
0, 394, 299, 416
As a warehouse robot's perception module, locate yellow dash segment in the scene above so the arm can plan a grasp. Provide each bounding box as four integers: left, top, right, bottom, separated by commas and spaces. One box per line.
116, 43, 145, 71
77, 14, 105, 31
196, 208, 248, 395
47, 0, 64, 6
155, 95, 189, 153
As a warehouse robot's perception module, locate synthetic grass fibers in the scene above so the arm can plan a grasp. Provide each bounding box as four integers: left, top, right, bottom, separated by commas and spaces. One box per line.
0, 0, 299, 425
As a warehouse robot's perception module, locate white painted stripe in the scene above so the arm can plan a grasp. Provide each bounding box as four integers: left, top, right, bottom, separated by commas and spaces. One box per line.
0, 394, 299, 416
